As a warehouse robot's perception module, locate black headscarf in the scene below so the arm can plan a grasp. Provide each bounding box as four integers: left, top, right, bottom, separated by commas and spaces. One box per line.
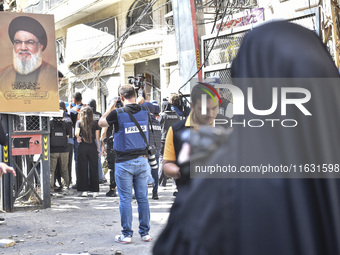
228, 21, 340, 170
87, 99, 97, 112
226, 21, 340, 254
154, 21, 340, 255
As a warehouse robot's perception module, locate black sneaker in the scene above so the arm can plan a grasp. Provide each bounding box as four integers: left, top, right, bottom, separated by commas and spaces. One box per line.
152, 192, 159, 200
0, 218, 5, 225
106, 190, 117, 197
54, 186, 63, 192
99, 179, 108, 184
71, 184, 77, 189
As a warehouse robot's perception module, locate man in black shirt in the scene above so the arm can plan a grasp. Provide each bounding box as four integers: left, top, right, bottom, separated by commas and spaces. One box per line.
49, 116, 72, 192
69, 92, 83, 189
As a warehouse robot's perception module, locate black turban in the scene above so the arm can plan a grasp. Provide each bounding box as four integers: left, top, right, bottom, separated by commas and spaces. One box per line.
8, 16, 47, 51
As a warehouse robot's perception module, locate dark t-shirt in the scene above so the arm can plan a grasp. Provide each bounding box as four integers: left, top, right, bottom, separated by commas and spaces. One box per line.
158, 110, 181, 142
70, 104, 83, 127
106, 104, 149, 163
93, 111, 102, 132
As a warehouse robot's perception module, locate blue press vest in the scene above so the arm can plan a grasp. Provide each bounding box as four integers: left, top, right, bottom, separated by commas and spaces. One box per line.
113, 106, 149, 153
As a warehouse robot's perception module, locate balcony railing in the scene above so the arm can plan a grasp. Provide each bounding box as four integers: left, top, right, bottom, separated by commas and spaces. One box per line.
25, 0, 64, 13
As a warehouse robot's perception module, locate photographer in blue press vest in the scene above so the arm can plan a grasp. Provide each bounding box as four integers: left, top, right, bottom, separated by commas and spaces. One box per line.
99, 84, 152, 244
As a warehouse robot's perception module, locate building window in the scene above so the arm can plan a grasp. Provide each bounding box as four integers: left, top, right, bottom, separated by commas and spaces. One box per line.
166, 1, 172, 13
56, 38, 65, 65
127, 0, 153, 34
165, 1, 174, 34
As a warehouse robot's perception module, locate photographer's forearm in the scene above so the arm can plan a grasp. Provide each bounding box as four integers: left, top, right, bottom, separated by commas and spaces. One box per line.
143, 88, 150, 102
100, 126, 108, 142
99, 100, 116, 127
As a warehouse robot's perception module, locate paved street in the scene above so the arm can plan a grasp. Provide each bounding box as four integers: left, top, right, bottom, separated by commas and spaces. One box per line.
0, 181, 175, 255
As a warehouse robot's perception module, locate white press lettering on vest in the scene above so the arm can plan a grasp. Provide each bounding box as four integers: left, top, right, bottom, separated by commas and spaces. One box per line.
55, 132, 64, 137
93, 115, 101, 120
150, 125, 161, 131
167, 115, 180, 119
125, 125, 147, 134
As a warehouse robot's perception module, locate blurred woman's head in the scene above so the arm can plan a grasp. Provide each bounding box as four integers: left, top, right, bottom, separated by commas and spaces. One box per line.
170, 94, 180, 106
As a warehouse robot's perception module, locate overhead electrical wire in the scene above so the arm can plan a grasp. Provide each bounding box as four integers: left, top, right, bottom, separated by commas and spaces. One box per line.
177, 0, 230, 93
177, 0, 258, 94
84, 0, 160, 88
210, 0, 223, 33
60, 0, 166, 90
59, 0, 171, 92
59, 0, 159, 74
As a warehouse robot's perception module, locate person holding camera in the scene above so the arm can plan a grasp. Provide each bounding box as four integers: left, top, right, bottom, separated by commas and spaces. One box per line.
100, 96, 124, 197
137, 94, 162, 200
147, 101, 161, 200
99, 84, 152, 244
162, 83, 220, 194
128, 74, 146, 98
137, 97, 162, 200
169, 94, 184, 118
158, 101, 182, 188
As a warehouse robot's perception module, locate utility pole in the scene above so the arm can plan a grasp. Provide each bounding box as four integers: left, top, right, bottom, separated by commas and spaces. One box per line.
190, 0, 203, 81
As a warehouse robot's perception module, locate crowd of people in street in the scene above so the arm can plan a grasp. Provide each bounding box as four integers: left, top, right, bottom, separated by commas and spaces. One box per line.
2, 20, 340, 254
49, 89, 187, 198
46, 81, 188, 243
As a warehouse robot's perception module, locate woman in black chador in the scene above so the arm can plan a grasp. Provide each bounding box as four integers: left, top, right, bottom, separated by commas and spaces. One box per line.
154, 21, 340, 255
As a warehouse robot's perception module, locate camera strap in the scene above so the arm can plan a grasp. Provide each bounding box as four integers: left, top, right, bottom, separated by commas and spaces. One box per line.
125, 107, 152, 148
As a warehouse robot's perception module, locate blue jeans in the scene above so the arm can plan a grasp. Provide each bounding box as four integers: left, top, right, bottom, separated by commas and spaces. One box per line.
115, 156, 151, 237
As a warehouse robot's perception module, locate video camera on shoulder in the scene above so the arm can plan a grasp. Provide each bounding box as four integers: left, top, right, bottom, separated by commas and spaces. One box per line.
128, 74, 145, 91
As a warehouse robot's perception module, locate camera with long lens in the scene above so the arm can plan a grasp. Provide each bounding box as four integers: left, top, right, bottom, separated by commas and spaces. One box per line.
148, 154, 158, 170
128, 74, 145, 91
147, 145, 158, 170
103, 135, 114, 154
